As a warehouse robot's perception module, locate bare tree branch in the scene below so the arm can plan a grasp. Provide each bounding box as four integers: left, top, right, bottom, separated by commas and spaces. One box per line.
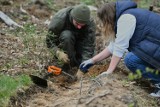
0, 11, 23, 28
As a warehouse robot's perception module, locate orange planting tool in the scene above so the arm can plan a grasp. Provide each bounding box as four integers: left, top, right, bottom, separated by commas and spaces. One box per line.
48, 66, 75, 79
47, 66, 62, 75
30, 65, 75, 88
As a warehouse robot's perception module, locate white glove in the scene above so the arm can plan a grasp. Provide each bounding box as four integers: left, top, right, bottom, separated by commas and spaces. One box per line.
96, 71, 111, 79
88, 71, 113, 94
93, 71, 112, 86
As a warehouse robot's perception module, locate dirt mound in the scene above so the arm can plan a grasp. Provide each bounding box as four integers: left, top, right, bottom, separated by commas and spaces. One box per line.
9, 65, 137, 107
8, 64, 160, 107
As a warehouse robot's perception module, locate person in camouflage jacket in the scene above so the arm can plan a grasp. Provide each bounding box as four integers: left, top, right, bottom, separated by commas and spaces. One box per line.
46, 4, 96, 74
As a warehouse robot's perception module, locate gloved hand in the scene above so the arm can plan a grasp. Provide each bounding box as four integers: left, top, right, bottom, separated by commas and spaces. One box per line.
56, 50, 69, 63
93, 71, 111, 86
76, 69, 84, 80
79, 59, 94, 73
88, 71, 112, 94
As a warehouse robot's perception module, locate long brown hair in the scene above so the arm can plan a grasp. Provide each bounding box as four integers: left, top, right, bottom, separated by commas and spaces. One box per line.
97, 2, 116, 41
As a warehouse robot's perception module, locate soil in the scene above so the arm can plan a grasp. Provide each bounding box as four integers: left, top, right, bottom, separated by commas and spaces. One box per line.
8, 64, 159, 107
1, 0, 160, 107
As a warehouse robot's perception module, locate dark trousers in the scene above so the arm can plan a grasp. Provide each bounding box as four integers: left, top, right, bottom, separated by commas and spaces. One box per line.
58, 30, 83, 67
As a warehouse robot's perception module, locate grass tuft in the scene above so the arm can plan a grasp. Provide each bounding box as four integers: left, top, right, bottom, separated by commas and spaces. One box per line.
0, 74, 31, 107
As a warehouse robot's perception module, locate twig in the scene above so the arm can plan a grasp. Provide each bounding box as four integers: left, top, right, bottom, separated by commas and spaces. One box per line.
53, 98, 78, 107
20, 5, 28, 14
87, 85, 97, 94
76, 95, 92, 107
80, 77, 83, 95
76, 77, 84, 107
0, 11, 23, 28
88, 73, 102, 86
92, 78, 102, 86
85, 91, 110, 105
87, 73, 103, 94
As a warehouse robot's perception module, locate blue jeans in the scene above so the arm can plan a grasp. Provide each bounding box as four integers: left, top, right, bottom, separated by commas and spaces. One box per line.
124, 52, 160, 84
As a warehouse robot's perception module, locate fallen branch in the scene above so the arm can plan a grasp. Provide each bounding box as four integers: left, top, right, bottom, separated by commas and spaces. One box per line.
85, 91, 110, 105
76, 95, 91, 107
88, 73, 102, 87
0, 11, 23, 28
53, 98, 77, 107
80, 77, 83, 95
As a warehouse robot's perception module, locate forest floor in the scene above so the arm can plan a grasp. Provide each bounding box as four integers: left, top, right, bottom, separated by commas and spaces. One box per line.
0, 0, 160, 107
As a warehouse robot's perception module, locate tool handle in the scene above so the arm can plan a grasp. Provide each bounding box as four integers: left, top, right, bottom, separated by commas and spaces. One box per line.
43, 72, 53, 79
48, 66, 62, 75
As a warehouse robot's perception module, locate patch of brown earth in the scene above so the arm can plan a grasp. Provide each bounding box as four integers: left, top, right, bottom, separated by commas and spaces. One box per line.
8, 65, 135, 107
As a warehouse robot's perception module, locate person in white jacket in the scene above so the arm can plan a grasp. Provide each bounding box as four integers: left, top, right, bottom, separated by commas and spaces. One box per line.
76, 1, 160, 97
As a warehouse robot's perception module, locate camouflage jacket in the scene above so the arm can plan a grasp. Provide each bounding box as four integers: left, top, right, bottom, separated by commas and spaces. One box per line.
46, 7, 96, 62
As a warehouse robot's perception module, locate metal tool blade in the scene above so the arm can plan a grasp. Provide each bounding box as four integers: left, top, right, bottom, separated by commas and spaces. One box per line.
30, 75, 48, 88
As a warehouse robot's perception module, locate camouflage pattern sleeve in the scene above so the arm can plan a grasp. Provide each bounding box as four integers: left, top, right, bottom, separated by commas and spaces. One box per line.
81, 20, 96, 62
46, 14, 65, 49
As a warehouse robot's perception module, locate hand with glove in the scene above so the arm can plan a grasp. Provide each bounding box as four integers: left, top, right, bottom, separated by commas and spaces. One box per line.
93, 71, 112, 86
75, 59, 94, 80
88, 71, 112, 93
56, 50, 69, 63
79, 59, 94, 73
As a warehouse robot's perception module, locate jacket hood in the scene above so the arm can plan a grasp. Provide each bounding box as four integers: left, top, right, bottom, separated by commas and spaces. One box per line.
116, 1, 137, 20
